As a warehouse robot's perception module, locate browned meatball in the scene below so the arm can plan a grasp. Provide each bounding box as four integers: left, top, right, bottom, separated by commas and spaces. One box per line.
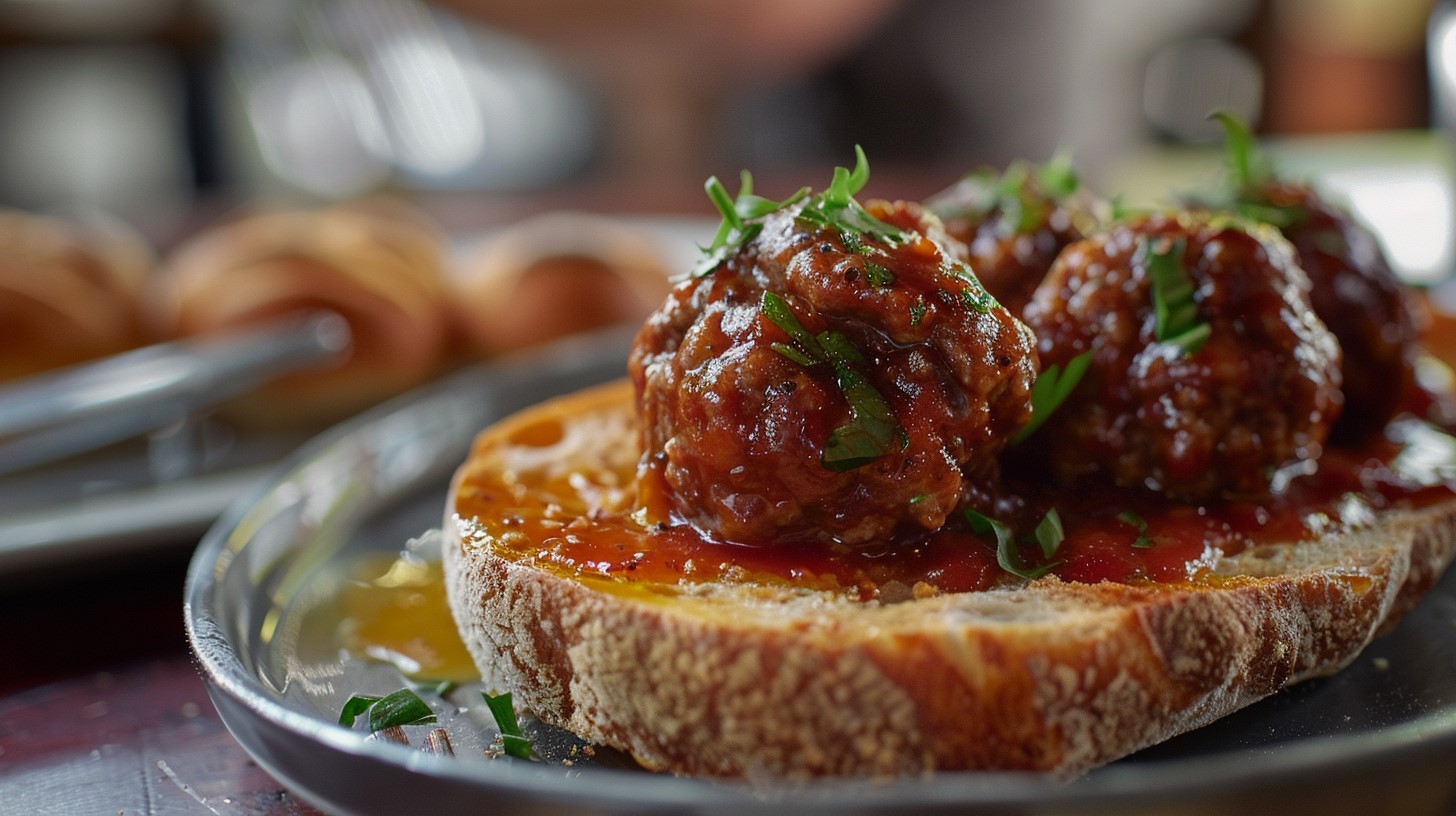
926, 159, 1104, 316
1201, 112, 1418, 439
631, 200, 1037, 547
1020, 213, 1342, 501
1242, 181, 1418, 439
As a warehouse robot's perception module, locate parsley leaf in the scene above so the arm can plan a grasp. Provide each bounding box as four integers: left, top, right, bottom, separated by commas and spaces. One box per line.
338, 688, 437, 731
693, 171, 808, 278
818, 331, 904, 471
483, 691, 533, 759
1143, 236, 1210, 354
926, 153, 1080, 237
965, 509, 1060, 581
1210, 109, 1271, 192
1012, 349, 1093, 444
796, 145, 905, 244
761, 291, 905, 472
1118, 511, 1154, 548
1034, 508, 1065, 559
1036, 149, 1079, 199
694, 147, 902, 279
1207, 109, 1313, 232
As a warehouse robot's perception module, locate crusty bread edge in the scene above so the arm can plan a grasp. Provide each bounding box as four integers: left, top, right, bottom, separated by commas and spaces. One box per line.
442, 381, 1456, 779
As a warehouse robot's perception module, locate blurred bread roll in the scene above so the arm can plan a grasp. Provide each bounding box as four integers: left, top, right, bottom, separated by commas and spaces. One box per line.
452, 212, 671, 356
0, 209, 152, 382
148, 200, 451, 424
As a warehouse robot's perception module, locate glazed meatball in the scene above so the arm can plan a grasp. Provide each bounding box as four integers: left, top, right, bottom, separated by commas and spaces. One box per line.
631, 200, 1037, 547
1020, 213, 1342, 501
926, 159, 1104, 316
1239, 181, 1418, 439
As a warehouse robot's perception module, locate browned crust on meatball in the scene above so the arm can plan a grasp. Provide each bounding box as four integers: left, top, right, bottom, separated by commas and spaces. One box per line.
444, 382, 1456, 779
1021, 213, 1342, 501
629, 201, 1036, 546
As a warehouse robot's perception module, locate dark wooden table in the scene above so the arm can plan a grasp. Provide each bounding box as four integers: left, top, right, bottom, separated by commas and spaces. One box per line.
0, 550, 322, 815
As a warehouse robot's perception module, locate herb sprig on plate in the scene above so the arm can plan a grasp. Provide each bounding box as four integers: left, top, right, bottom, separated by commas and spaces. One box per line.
483, 691, 533, 759
339, 688, 437, 732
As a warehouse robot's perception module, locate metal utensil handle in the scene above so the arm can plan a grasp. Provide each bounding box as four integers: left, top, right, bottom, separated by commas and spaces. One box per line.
0, 310, 351, 443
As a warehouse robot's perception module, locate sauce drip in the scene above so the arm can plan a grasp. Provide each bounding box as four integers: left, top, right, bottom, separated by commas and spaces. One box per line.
337, 550, 479, 682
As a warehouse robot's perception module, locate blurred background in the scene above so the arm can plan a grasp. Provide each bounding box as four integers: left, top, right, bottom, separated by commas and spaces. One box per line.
3, 0, 1453, 491
0, 0, 1449, 259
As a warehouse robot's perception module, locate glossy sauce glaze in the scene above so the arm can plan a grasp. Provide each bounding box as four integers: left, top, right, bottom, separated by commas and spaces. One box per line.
451, 382, 1456, 602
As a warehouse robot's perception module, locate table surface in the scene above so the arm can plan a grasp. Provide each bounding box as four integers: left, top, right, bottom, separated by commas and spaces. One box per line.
0, 550, 323, 816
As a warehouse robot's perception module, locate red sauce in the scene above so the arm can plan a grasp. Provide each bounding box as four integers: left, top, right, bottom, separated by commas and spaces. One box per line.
456, 385, 1456, 601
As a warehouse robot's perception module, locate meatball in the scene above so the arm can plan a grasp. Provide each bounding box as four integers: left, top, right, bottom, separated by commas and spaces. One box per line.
631, 200, 1037, 547
926, 159, 1104, 316
1202, 111, 1418, 439
1020, 212, 1342, 501
1240, 181, 1418, 439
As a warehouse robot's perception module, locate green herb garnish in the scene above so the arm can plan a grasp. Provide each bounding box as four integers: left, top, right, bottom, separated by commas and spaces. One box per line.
909, 296, 927, 327
795, 145, 905, 244
965, 509, 1061, 581
1036, 149, 1079, 198
762, 291, 905, 472
693, 171, 809, 278
1208, 110, 1308, 230
1012, 350, 1093, 444
694, 147, 903, 278
483, 691, 533, 759
1118, 511, 1154, 548
1210, 109, 1269, 191
864, 260, 895, 286
927, 153, 1080, 237
818, 330, 905, 471
942, 259, 999, 314
338, 688, 437, 731
1143, 236, 1210, 354
1034, 508, 1065, 559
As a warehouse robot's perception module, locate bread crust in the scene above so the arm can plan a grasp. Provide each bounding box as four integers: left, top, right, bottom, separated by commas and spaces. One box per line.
443, 381, 1456, 779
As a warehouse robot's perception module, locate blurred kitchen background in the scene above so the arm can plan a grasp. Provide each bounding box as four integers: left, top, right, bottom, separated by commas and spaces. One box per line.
0, 0, 1451, 275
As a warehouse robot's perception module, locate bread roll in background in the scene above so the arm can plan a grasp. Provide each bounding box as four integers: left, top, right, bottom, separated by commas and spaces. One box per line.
451, 212, 671, 357
0, 209, 153, 382
147, 200, 452, 425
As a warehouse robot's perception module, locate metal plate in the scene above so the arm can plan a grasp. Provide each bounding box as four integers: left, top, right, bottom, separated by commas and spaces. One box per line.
185, 329, 1456, 816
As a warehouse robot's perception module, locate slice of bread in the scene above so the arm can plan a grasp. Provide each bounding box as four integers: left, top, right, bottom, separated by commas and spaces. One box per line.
443, 380, 1456, 779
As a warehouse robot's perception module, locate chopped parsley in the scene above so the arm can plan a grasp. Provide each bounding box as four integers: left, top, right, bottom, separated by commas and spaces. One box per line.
942, 259, 998, 314
1208, 109, 1307, 230
762, 291, 906, 472
1118, 511, 1154, 548
927, 151, 1080, 237
965, 508, 1062, 581
909, 296, 927, 327
693, 146, 901, 278
693, 171, 808, 278
863, 260, 895, 287
482, 691, 533, 759
1012, 350, 1093, 444
795, 145, 906, 244
1143, 236, 1210, 354
1034, 508, 1065, 559
338, 688, 437, 732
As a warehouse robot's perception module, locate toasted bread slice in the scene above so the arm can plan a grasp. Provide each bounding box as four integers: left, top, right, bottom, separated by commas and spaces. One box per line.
443, 380, 1456, 779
